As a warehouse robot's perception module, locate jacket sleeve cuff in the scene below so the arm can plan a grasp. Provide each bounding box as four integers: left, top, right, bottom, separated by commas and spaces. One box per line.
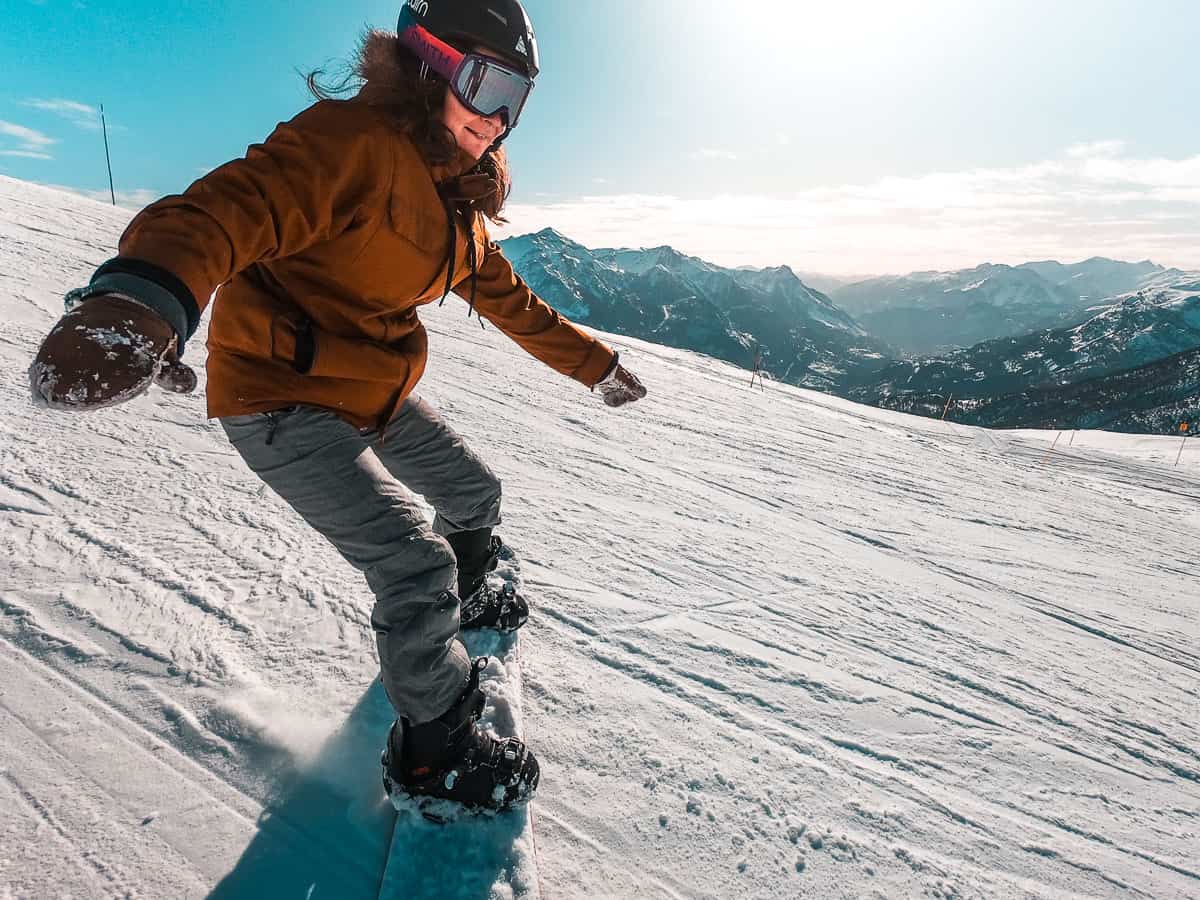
85, 258, 201, 356
574, 340, 618, 388
595, 352, 620, 385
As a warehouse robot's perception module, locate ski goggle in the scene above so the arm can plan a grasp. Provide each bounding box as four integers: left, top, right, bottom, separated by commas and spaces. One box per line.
398, 13, 535, 130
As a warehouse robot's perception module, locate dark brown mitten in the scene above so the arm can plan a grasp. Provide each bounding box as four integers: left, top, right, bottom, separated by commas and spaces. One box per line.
28, 295, 195, 410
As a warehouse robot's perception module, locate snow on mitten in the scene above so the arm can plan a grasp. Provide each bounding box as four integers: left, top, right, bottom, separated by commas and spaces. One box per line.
28, 294, 195, 411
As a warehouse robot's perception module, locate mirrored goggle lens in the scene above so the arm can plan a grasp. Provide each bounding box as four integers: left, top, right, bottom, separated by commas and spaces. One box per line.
453, 58, 532, 127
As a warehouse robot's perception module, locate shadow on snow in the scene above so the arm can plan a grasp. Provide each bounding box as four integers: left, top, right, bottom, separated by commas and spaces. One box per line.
206, 680, 395, 900
206, 670, 530, 900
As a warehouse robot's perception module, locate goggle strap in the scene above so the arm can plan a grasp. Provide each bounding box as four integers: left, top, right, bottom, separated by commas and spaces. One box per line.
398, 18, 466, 83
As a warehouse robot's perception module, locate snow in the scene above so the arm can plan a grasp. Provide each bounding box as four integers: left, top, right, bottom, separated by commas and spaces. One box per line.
1, 174, 1199, 899
960, 278, 990, 292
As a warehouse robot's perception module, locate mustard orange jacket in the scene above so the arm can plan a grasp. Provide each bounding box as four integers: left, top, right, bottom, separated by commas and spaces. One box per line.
93, 98, 615, 431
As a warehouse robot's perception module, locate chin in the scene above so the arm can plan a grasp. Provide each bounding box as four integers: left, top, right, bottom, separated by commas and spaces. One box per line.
458, 129, 495, 158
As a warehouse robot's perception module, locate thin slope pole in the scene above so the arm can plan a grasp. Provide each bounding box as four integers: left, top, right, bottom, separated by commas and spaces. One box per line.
1042, 431, 1062, 462
100, 104, 115, 206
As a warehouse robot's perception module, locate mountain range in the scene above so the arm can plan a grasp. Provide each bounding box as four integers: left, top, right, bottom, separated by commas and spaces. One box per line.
500, 230, 1200, 434
500, 229, 889, 391
826, 259, 1168, 355
847, 284, 1200, 401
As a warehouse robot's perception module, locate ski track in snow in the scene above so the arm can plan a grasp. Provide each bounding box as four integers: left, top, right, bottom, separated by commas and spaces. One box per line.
1, 175, 1199, 899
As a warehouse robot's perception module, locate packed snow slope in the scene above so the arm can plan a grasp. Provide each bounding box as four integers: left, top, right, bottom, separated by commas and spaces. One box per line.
2, 175, 1198, 899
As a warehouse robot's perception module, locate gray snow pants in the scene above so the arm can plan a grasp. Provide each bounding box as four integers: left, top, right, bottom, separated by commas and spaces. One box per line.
219, 396, 501, 723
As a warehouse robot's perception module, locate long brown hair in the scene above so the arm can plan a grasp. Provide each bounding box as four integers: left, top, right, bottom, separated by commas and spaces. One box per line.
307, 29, 511, 223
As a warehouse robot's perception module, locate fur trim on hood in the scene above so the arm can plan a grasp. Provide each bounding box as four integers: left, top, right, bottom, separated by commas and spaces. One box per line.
357, 30, 407, 96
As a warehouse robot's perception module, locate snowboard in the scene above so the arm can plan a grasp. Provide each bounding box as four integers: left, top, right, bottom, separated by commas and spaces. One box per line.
377, 547, 542, 900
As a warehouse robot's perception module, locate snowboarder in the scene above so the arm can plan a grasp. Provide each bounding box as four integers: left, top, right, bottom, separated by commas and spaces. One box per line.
28, 0, 646, 812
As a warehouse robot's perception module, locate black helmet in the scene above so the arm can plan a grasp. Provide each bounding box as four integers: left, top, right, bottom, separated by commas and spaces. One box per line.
399, 0, 539, 78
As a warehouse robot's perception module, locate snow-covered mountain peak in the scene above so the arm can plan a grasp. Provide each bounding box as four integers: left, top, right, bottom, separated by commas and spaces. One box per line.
500, 227, 589, 267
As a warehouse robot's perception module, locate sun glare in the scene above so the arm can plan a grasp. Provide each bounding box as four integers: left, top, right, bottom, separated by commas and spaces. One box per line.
728, 0, 939, 63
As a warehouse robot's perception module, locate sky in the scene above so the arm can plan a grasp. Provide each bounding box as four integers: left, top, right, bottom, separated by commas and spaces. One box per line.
3, 0, 1199, 276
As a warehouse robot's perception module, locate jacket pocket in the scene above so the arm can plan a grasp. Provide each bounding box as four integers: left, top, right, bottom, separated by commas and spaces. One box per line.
270, 312, 426, 387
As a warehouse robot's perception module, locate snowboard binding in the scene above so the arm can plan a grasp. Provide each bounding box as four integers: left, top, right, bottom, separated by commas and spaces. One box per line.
448, 532, 530, 633
381, 657, 539, 820
461, 580, 528, 633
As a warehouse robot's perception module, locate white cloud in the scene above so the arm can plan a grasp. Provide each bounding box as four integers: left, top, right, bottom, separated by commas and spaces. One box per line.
1066, 140, 1126, 159
0, 150, 53, 160
22, 98, 102, 131
0, 120, 55, 148
0, 119, 56, 160
497, 142, 1200, 275
689, 148, 739, 162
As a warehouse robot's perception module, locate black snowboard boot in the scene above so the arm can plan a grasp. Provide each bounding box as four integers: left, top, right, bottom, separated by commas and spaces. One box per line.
382, 658, 539, 814
444, 528, 529, 632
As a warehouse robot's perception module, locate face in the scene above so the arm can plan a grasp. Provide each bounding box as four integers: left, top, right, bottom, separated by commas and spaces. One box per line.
441, 89, 505, 160
439, 44, 513, 160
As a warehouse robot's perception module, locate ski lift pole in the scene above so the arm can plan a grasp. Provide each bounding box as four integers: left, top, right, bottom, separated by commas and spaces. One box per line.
748, 348, 766, 392
100, 104, 115, 206
937, 394, 955, 433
